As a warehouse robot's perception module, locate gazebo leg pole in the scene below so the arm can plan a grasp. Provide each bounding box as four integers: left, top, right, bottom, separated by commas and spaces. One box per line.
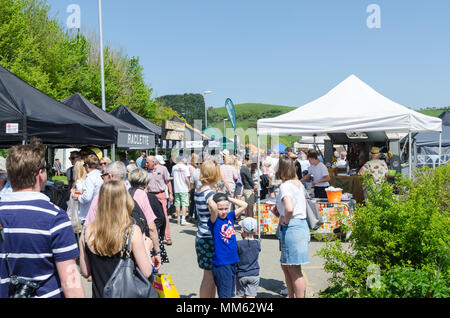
408, 131, 412, 178
438, 131, 442, 166
257, 134, 261, 239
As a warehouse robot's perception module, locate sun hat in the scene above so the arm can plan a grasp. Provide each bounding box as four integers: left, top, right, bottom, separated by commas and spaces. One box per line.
220, 149, 230, 156
239, 217, 257, 234
370, 146, 380, 155
155, 155, 165, 165
80, 147, 103, 160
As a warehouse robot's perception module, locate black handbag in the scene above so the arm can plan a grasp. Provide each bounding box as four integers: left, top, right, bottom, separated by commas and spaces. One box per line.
103, 226, 159, 298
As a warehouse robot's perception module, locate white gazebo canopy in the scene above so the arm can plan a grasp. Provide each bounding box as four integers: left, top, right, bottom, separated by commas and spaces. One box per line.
257, 74, 442, 136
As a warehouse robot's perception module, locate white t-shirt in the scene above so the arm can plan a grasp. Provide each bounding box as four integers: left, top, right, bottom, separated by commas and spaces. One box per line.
171, 163, 190, 193
276, 182, 307, 219
307, 162, 330, 187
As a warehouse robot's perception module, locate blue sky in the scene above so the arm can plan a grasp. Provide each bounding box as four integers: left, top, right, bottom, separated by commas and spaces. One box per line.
47, 0, 450, 110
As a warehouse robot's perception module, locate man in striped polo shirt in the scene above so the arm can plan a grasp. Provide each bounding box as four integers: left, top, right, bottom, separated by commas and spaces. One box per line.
0, 138, 85, 298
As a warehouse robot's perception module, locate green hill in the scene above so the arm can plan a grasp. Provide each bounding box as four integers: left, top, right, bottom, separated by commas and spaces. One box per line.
416, 107, 449, 117
208, 103, 449, 149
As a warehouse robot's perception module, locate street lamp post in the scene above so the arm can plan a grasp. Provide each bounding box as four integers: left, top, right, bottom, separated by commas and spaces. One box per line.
98, 0, 108, 159
203, 90, 212, 129
223, 118, 228, 150
98, 0, 106, 112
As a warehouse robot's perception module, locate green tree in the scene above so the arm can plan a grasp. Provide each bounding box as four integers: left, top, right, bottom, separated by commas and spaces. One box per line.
0, 0, 176, 128
156, 93, 205, 128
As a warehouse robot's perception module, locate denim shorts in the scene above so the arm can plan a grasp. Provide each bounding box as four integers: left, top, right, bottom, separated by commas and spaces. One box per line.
279, 218, 310, 265
212, 263, 237, 298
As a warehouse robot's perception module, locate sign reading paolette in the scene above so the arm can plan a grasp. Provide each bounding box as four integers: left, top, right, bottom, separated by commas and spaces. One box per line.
117, 129, 155, 149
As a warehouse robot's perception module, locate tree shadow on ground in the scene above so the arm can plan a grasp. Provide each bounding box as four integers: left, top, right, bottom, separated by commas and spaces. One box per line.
180, 229, 197, 236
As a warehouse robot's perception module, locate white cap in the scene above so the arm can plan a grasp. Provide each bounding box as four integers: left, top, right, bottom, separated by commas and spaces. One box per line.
155, 155, 165, 165
239, 217, 257, 234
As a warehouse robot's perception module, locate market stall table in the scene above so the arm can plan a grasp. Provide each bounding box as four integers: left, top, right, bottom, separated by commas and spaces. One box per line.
255, 197, 355, 239
312, 198, 355, 239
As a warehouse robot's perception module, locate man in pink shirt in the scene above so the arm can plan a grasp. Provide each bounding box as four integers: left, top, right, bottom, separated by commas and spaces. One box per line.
84, 161, 161, 269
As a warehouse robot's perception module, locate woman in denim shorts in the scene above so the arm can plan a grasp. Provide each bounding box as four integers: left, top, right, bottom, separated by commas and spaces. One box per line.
274, 155, 310, 298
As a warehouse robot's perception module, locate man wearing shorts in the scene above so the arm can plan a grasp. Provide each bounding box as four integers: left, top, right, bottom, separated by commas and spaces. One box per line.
171, 156, 190, 225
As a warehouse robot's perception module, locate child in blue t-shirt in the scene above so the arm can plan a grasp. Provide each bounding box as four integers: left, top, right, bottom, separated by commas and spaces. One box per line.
208, 193, 248, 298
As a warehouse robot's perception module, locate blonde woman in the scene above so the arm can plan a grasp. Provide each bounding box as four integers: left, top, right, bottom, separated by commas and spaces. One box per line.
79, 180, 153, 298
69, 160, 86, 231
73, 160, 86, 194
99, 157, 112, 174
232, 155, 243, 200
194, 161, 221, 298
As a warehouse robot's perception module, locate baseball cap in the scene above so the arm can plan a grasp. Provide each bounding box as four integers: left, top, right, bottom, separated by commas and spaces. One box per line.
155, 155, 165, 165
239, 217, 257, 234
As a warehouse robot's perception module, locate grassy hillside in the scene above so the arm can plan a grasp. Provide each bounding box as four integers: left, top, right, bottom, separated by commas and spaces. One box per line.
417, 107, 449, 117
208, 103, 449, 149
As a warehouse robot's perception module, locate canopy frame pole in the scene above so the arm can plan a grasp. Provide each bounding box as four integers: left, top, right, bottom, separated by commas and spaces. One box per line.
257, 134, 261, 239
438, 131, 442, 166
111, 144, 116, 162
408, 131, 412, 178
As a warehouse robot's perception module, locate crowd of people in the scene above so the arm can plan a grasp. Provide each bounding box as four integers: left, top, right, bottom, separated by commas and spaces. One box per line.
0, 138, 389, 299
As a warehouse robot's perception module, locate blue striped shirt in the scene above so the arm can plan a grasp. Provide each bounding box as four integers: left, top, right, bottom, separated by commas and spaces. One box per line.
0, 192, 79, 298
194, 189, 215, 238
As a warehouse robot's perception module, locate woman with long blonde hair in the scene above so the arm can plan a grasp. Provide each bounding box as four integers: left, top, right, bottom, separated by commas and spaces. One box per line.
79, 180, 153, 298
73, 160, 87, 192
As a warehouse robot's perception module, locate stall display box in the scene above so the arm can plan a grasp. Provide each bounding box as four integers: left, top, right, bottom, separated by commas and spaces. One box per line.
314, 200, 354, 234
254, 200, 278, 236
255, 199, 354, 237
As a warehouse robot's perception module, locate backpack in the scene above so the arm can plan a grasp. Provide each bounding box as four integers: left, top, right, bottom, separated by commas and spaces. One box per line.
128, 187, 150, 237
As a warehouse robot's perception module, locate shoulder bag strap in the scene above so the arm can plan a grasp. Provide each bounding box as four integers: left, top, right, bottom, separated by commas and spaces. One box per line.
120, 225, 135, 258
128, 187, 137, 199
0, 221, 13, 277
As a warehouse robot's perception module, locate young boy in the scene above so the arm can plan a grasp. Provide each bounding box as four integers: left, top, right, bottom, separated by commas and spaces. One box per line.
236, 217, 261, 298
208, 193, 248, 298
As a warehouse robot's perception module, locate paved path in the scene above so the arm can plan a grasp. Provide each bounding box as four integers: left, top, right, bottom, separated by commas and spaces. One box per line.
81, 219, 333, 298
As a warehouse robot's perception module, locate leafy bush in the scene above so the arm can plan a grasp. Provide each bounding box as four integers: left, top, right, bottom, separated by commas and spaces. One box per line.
318, 164, 450, 298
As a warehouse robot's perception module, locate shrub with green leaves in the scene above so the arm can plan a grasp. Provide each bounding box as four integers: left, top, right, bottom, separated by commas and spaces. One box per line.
318, 164, 450, 298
